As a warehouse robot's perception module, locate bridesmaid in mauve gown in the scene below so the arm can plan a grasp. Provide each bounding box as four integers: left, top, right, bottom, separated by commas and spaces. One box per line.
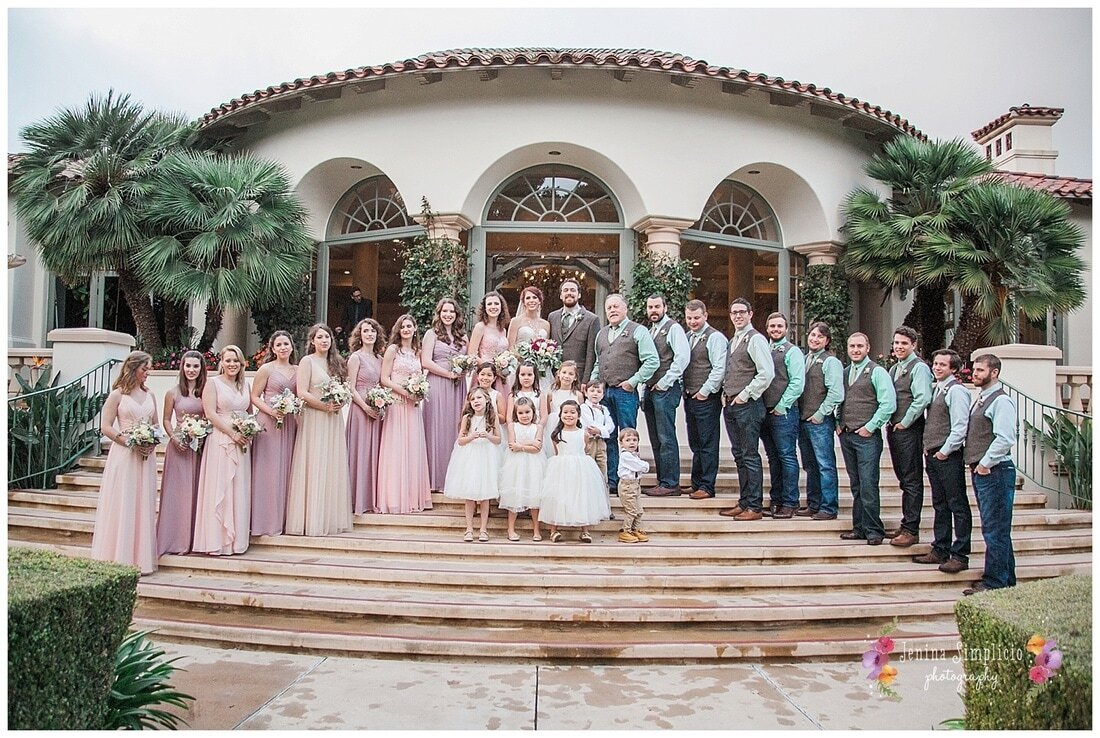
91, 351, 159, 575
346, 318, 386, 514
249, 331, 299, 536
157, 350, 208, 556
421, 298, 469, 491
286, 324, 353, 535
468, 290, 511, 395
377, 314, 432, 513
193, 346, 254, 556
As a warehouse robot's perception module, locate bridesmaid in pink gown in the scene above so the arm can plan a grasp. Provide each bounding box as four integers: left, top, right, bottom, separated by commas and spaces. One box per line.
347, 318, 386, 514
468, 290, 511, 394
91, 351, 159, 575
421, 298, 469, 491
377, 314, 432, 513
249, 331, 299, 536
157, 350, 207, 556
192, 345, 253, 555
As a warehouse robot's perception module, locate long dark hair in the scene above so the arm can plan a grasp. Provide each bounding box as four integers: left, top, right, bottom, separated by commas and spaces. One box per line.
510, 361, 541, 399
263, 330, 299, 366
177, 349, 208, 398
305, 323, 347, 381
476, 290, 511, 331
431, 298, 468, 348
550, 399, 582, 446
460, 387, 497, 436
388, 314, 422, 353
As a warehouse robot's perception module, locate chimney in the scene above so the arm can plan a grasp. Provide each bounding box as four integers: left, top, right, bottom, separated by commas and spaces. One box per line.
971, 104, 1063, 174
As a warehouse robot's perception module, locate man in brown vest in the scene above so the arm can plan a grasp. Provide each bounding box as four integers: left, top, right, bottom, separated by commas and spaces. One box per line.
885, 326, 934, 547
682, 300, 727, 499
548, 278, 600, 387
641, 294, 690, 497
759, 312, 805, 518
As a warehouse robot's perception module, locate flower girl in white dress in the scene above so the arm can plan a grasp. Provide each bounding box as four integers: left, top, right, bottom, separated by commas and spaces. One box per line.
540, 400, 611, 542
498, 397, 547, 542
542, 360, 584, 457
443, 387, 501, 542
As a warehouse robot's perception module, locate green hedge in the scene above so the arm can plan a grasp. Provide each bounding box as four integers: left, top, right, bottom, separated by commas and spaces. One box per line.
955, 574, 1092, 729
8, 548, 139, 729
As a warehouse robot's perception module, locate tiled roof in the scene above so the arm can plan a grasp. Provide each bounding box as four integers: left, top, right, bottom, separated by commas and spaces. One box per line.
200, 47, 925, 139
992, 170, 1092, 202
971, 105, 1064, 140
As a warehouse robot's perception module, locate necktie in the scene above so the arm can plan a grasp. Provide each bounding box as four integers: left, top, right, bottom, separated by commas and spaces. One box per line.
562, 312, 574, 333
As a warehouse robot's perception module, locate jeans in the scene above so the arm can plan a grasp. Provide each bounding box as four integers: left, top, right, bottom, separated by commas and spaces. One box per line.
926, 449, 971, 564
602, 385, 639, 490
684, 392, 722, 495
642, 382, 682, 489
723, 398, 765, 512
887, 419, 925, 534
761, 406, 801, 508
799, 417, 839, 515
839, 430, 885, 539
972, 461, 1016, 589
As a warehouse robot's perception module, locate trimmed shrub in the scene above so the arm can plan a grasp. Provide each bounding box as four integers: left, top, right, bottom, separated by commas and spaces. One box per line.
8, 548, 138, 729
955, 574, 1092, 729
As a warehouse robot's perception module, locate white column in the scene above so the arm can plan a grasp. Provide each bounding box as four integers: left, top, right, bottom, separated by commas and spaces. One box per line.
632, 216, 696, 258
791, 240, 843, 266
412, 212, 474, 243
972, 343, 1061, 409
46, 328, 135, 383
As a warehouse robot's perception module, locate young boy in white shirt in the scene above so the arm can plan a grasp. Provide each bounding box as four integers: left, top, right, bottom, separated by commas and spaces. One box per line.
580, 381, 615, 482
617, 428, 649, 542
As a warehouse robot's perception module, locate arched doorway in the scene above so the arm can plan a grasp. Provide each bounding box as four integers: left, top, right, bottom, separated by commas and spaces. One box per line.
480, 165, 628, 316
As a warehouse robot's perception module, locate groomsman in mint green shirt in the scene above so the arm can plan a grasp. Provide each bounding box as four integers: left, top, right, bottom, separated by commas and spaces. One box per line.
885, 326, 934, 548
759, 312, 805, 518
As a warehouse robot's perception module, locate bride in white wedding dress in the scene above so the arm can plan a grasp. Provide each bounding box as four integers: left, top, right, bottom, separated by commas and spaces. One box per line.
508, 286, 553, 394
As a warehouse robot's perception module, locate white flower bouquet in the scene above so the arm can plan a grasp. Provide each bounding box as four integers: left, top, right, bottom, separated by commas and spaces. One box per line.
125, 419, 163, 450
402, 372, 431, 404
230, 411, 265, 452
319, 378, 353, 408
365, 385, 398, 418
492, 350, 519, 378
173, 413, 212, 452
268, 388, 304, 429
517, 337, 563, 374
449, 354, 480, 375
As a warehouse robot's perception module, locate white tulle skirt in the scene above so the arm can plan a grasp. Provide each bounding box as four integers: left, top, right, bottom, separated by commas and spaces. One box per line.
498, 449, 547, 512
442, 438, 500, 501
539, 455, 610, 526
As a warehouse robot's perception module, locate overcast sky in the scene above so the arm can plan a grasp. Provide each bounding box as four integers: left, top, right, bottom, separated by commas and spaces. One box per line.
6, 7, 1093, 176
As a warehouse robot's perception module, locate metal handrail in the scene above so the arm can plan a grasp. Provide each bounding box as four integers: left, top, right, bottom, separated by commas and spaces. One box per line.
8, 359, 120, 489
1000, 380, 1092, 511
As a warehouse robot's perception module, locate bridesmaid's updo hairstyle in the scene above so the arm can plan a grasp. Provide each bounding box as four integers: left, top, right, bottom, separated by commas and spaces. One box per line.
218, 345, 248, 392
431, 297, 468, 347
349, 318, 387, 357
387, 314, 422, 353
305, 323, 347, 381
550, 399, 582, 446
177, 349, 208, 398
476, 290, 511, 331
263, 330, 298, 366
114, 350, 153, 394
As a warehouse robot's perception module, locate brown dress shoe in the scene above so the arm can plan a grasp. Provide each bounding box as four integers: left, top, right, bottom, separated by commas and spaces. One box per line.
912, 552, 949, 565
883, 528, 902, 539
719, 506, 746, 518
963, 581, 992, 596
734, 509, 763, 521
772, 506, 796, 519
644, 486, 681, 497
811, 511, 837, 520
794, 506, 817, 517
889, 531, 919, 547
938, 559, 969, 574
688, 490, 713, 500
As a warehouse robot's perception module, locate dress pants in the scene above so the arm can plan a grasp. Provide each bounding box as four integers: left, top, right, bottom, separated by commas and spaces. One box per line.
601, 385, 639, 491
684, 393, 721, 495
839, 429, 885, 539
925, 449, 971, 563
723, 398, 765, 512
887, 418, 925, 534
761, 406, 801, 508
799, 417, 839, 516
972, 461, 1016, 589
642, 382, 682, 489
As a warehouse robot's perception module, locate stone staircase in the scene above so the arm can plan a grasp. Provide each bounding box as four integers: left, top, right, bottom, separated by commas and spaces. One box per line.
8, 439, 1092, 663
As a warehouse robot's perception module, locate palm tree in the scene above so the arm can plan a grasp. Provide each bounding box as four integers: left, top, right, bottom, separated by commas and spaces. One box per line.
12, 91, 194, 353
841, 137, 992, 351
922, 182, 1086, 360
138, 150, 314, 351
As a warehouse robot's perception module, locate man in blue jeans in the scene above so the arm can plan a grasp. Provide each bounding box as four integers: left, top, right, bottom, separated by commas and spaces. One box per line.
796, 321, 845, 521
963, 353, 1018, 595
717, 298, 774, 521
759, 312, 805, 518
682, 300, 728, 500
641, 294, 690, 497
590, 293, 659, 494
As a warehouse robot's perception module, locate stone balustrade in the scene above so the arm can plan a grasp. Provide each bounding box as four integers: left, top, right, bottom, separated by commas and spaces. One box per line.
7, 349, 54, 394
1056, 366, 1092, 414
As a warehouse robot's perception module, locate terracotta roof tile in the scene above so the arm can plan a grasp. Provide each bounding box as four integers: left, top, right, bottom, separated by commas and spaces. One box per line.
991, 170, 1092, 202
200, 47, 925, 140
972, 105, 1064, 140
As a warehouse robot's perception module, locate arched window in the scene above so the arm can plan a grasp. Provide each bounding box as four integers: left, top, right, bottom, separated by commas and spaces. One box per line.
692, 180, 780, 243
487, 165, 620, 224
328, 176, 413, 237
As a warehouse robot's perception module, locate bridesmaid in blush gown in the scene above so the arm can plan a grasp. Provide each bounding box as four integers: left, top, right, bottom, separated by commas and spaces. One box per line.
286, 324, 353, 536
347, 318, 386, 514
249, 331, 299, 536
376, 314, 432, 513
91, 351, 159, 575
468, 290, 511, 394
421, 298, 469, 491
193, 345, 254, 556
157, 350, 208, 556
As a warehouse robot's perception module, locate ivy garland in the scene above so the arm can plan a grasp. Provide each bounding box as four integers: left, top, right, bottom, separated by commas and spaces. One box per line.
624, 249, 698, 322
398, 199, 471, 333
802, 263, 852, 347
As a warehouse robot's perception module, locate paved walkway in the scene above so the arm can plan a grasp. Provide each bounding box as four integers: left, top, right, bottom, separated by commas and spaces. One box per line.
157, 640, 966, 730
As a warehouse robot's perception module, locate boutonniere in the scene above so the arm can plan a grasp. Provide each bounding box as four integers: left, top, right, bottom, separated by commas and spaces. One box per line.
863, 367, 870, 376
659, 329, 668, 337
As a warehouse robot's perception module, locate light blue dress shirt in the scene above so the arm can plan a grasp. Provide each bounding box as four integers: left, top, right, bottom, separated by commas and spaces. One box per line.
975, 381, 1017, 469
689, 324, 728, 398
935, 377, 971, 456
649, 315, 690, 391
732, 326, 774, 402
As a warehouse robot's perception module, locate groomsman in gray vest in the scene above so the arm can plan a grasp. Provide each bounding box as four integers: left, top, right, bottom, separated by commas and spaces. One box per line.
548, 278, 600, 386
760, 312, 805, 518
641, 294, 690, 497
717, 298, 774, 521
913, 349, 972, 574
963, 354, 1018, 595
682, 300, 728, 499
591, 293, 659, 493
885, 326, 934, 547
836, 332, 896, 545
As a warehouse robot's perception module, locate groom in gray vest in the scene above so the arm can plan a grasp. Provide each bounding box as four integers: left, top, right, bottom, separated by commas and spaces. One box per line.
548, 278, 599, 386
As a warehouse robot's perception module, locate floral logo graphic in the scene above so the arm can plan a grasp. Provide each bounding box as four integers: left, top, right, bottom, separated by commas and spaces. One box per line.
862, 621, 900, 698
1026, 634, 1063, 686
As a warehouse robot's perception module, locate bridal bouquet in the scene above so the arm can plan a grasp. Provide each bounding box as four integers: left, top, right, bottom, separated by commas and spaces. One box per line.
517, 337, 563, 374
125, 419, 164, 450
492, 350, 519, 378
365, 385, 398, 418
268, 388, 304, 429
173, 414, 212, 452
450, 354, 480, 375
402, 372, 431, 404
230, 411, 265, 452
319, 378, 353, 408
